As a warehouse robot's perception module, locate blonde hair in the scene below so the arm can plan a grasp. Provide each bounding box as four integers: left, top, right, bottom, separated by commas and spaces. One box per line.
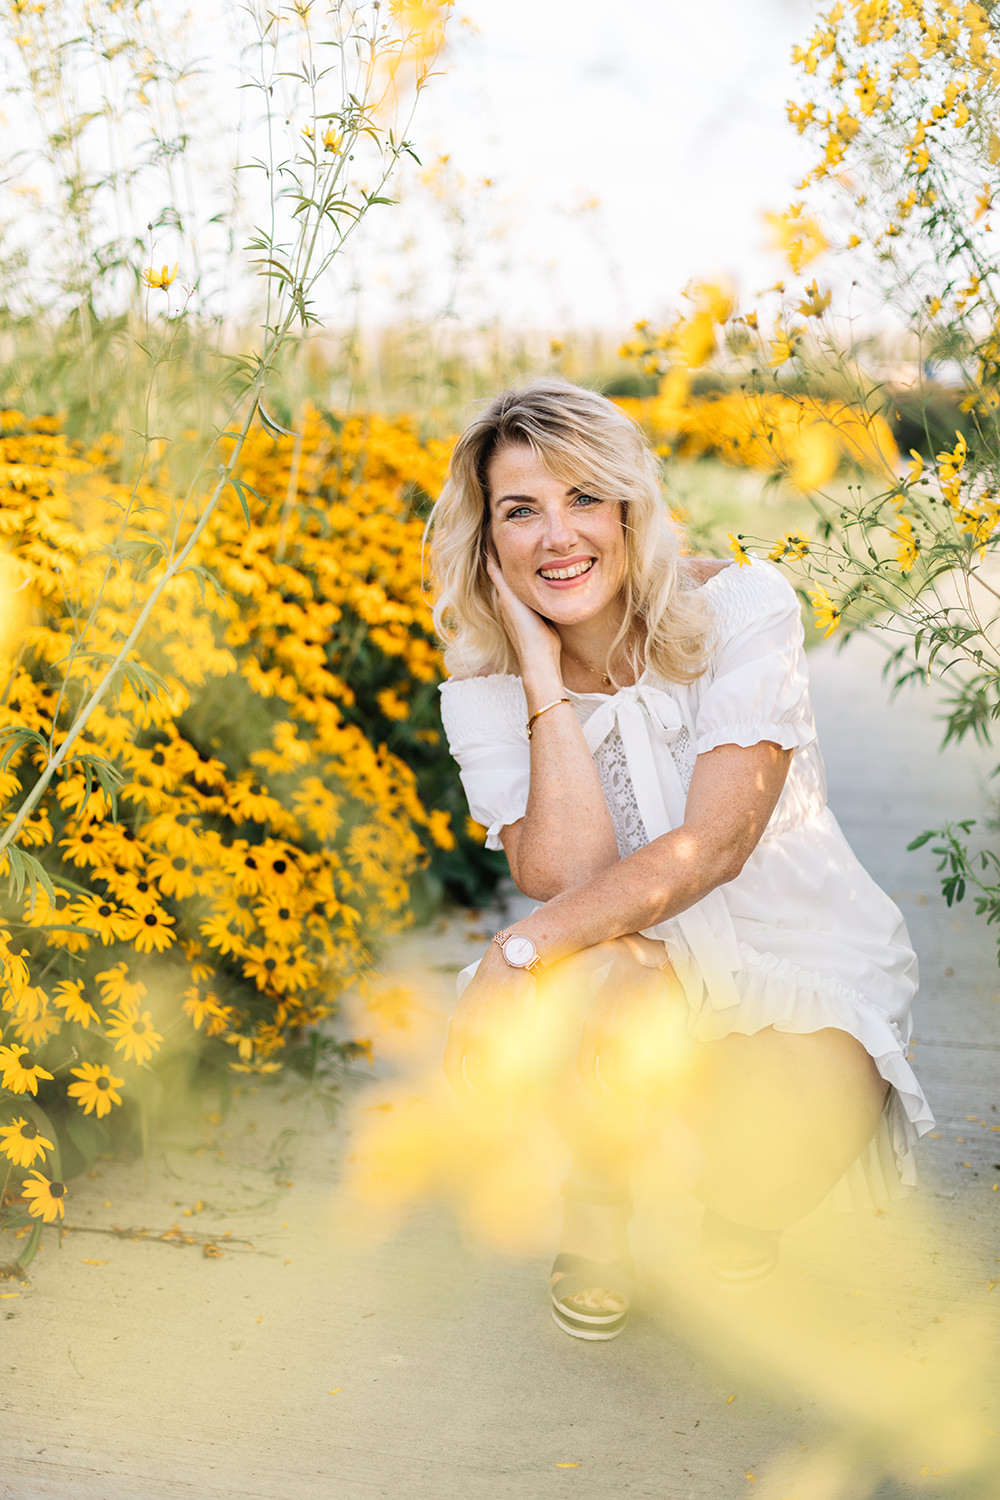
428, 378, 714, 682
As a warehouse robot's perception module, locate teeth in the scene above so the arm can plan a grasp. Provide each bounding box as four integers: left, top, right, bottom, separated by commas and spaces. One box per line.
539, 560, 594, 580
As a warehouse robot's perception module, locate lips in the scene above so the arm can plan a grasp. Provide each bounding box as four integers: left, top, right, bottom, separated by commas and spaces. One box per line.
538, 558, 595, 581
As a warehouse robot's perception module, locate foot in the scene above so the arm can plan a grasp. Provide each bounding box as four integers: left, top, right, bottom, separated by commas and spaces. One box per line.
550, 1186, 633, 1335
551, 1192, 631, 1310
700, 1210, 780, 1285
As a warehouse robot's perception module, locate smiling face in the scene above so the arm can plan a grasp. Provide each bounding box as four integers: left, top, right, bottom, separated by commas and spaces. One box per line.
486, 443, 628, 637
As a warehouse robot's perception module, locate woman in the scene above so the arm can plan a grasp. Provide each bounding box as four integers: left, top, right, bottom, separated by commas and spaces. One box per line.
429, 379, 932, 1341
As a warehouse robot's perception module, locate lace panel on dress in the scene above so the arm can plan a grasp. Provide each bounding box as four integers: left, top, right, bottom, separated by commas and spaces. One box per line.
588, 713, 697, 857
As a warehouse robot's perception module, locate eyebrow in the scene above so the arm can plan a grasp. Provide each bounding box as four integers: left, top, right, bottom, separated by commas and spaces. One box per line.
493, 485, 581, 507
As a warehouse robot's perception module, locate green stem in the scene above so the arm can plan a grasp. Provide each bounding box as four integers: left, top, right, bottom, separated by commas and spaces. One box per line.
15, 1218, 43, 1271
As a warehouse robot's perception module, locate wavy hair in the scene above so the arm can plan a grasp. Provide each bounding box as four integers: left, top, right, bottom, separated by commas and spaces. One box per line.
427, 378, 714, 683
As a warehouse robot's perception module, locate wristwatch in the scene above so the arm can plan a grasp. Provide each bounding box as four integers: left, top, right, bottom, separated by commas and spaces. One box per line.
492, 928, 542, 973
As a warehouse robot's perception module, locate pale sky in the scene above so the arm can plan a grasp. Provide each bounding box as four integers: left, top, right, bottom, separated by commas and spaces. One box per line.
336, 0, 818, 328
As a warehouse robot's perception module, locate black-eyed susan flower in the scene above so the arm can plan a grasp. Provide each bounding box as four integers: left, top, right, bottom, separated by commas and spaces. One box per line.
0, 1044, 54, 1095
95, 962, 147, 1011
728, 534, 752, 568
67, 1062, 124, 1117
254, 892, 304, 946
51, 980, 100, 1028
21, 1170, 67, 1223
181, 987, 230, 1032
105, 1009, 163, 1065
241, 945, 285, 992
69, 894, 131, 945
118, 906, 176, 953
13, 1006, 62, 1049
0, 1115, 54, 1168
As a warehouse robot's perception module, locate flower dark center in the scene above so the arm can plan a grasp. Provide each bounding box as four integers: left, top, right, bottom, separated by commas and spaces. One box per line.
96, 1076, 110, 1090
272, 860, 287, 875
81, 832, 94, 844
244, 856, 257, 870
152, 751, 165, 766
264, 958, 277, 972
278, 908, 290, 921
249, 783, 263, 796
21, 1120, 38, 1139
51, 1182, 66, 1198
136, 881, 150, 893
20, 1053, 36, 1069
144, 913, 158, 926
133, 1021, 147, 1034
172, 857, 186, 870
98, 905, 112, 918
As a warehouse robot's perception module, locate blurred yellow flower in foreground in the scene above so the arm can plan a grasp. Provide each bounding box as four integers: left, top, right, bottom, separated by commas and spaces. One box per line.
764, 204, 829, 274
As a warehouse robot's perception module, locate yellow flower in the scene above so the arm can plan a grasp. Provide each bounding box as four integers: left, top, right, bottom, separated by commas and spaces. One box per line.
891, 516, 920, 574
768, 329, 800, 367
906, 450, 924, 483
810, 587, 842, 638
795, 281, 831, 318
768, 529, 810, 563
728, 534, 752, 568
105, 1008, 163, 1064
21, 1170, 67, 1223
0, 1115, 54, 1168
0, 1043, 54, 1095
141, 263, 178, 290
96, 962, 147, 1011
763, 204, 829, 274
322, 128, 341, 153
67, 1062, 124, 1117
118, 906, 176, 954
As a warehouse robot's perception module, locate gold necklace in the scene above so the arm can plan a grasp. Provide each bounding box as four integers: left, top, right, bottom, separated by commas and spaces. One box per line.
562, 649, 612, 687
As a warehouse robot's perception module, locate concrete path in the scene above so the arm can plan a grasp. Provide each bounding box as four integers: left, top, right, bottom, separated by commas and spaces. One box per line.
1, 633, 998, 1500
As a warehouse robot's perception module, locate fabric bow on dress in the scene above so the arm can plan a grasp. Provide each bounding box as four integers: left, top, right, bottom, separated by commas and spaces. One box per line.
579, 683, 742, 1011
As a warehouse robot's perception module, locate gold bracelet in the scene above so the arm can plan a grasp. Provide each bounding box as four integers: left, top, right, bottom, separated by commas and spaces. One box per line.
526, 697, 571, 739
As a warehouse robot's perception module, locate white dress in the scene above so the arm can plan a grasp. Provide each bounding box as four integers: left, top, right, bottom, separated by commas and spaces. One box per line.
438, 558, 934, 1209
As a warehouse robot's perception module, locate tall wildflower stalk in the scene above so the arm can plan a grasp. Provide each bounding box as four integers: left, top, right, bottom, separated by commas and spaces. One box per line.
624, 1, 1000, 965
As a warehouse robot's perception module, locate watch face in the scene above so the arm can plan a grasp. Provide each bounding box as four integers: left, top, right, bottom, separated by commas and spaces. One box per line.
503, 935, 536, 968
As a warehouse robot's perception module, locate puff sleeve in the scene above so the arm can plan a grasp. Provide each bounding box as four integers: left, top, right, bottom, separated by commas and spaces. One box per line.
438, 675, 530, 849
695, 559, 817, 755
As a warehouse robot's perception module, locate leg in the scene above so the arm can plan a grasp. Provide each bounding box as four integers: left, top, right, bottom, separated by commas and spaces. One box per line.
683, 1025, 891, 1230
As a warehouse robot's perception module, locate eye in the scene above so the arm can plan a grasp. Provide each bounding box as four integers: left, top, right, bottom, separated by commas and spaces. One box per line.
503, 504, 534, 519
573, 492, 602, 506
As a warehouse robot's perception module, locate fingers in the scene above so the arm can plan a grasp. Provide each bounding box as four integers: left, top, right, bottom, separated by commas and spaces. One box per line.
443, 1016, 471, 1095
576, 1013, 608, 1098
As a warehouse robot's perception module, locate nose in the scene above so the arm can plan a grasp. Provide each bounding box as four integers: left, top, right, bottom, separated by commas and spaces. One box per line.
541, 503, 577, 553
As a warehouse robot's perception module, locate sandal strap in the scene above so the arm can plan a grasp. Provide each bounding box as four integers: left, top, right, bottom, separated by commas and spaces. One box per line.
560, 1180, 633, 1213
550, 1252, 635, 1304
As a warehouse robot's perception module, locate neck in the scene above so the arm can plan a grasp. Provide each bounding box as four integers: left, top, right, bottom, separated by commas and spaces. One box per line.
558, 613, 634, 689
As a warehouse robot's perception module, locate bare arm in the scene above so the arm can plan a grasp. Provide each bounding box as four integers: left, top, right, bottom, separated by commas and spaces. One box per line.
444, 738, 791, 1091
485, 555, 619, 898
511, 739, 792, 960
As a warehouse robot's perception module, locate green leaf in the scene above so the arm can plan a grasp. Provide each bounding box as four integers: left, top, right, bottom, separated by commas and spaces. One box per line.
257, 401, 299, 440
4, 846, 56, 916
0, 726, 48, 772
906, 830, 935, 850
